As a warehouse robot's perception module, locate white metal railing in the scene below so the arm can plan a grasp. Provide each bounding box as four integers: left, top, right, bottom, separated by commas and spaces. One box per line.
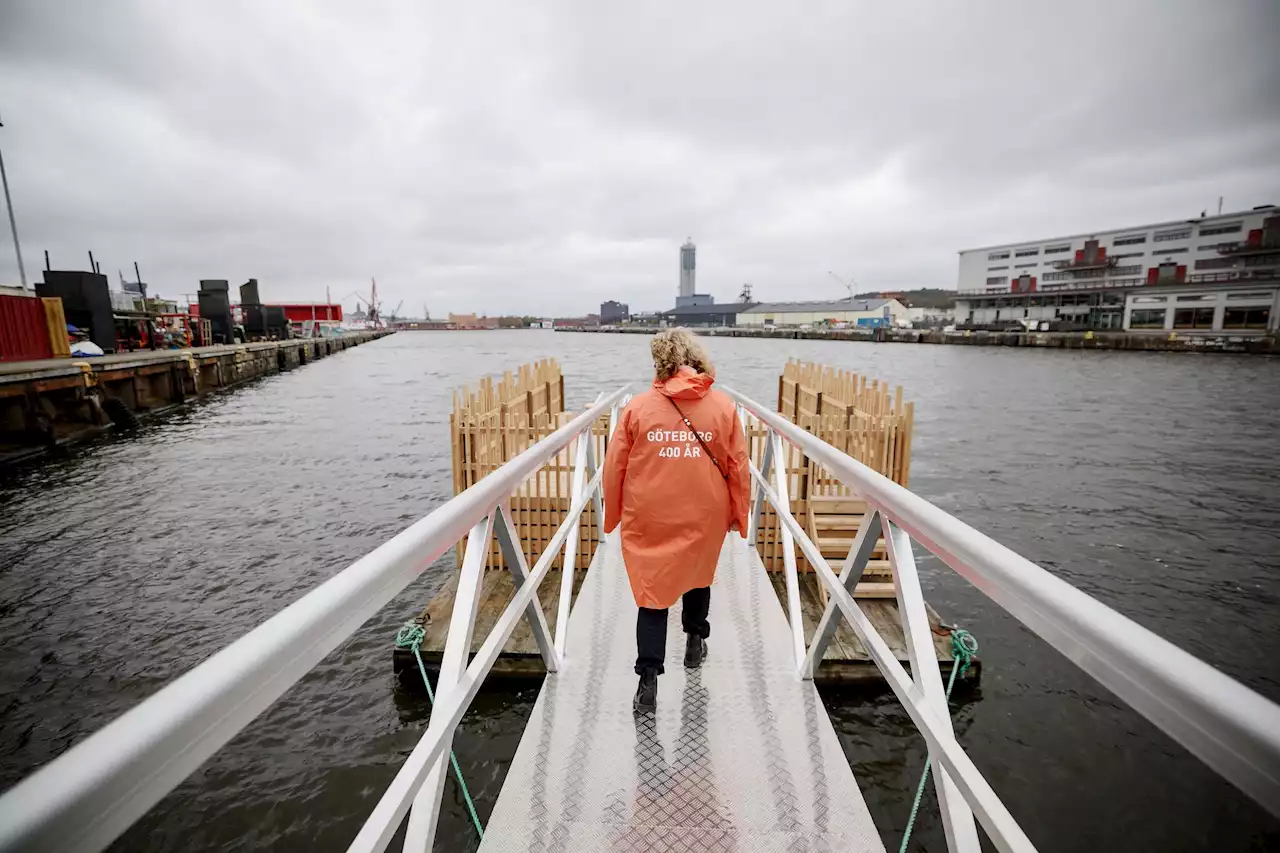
725, 385, 1280, 853
0, 386, 629, 853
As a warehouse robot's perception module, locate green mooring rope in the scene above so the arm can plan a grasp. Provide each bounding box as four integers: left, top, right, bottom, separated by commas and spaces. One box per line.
898, 628, 979, 853
395, 622, 485, 840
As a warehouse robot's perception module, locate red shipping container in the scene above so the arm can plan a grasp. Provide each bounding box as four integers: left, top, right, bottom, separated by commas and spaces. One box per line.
1075, 249, 1084, 262
0, 293, 55, 363
1176, 264, 1187, 283
268, 303, 344, 323
1146, 268, 1159, 285
1029, 276, 1037, 292
1247, 229, 1262, 247
1097, 246, 1106, 260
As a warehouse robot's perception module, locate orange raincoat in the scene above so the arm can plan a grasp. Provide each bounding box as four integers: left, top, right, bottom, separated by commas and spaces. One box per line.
603, 367, 751, 609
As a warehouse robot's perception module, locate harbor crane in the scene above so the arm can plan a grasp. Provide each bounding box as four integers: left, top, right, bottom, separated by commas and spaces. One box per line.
828, 270, 860, 300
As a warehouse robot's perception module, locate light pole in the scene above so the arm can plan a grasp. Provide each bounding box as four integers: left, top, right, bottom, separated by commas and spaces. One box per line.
0, 113, 29, 292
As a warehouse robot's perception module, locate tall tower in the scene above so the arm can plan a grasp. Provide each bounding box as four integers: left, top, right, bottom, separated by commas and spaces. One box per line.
679, 238, 696, 298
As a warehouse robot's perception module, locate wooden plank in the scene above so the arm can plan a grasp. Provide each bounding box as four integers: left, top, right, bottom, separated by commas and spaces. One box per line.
413, 568, 584, 659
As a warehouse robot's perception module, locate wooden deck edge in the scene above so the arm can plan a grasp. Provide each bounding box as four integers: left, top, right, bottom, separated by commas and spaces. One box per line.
392, 646, 981, 691
397, 548, 983, 693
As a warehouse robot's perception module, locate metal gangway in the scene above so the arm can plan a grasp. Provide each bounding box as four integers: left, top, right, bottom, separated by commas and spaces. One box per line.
2, 386, 1278, 852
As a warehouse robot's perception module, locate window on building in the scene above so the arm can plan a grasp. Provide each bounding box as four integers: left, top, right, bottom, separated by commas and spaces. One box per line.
1243, 253, 1280, 268
1227, 292, 1271, 300
1195, 257, 1238, 270
1197, 244, 1227, 251
985, 276, 1008, 285
1154, 228, 1191, 242
1223, 307, 1271, 329
1200, 222, 1243, 236
1154, 247, 1189, 255
987, 251, 1010, 261
1112, 251, 1145, 259
1110, 265, 1142, 276
987, 265, 1009, 271
1015, 248, 1039, 257
1044, 244, 1071, 254
1114, 234, 1147, 246
1173, 307, 1215, 329
1014, 263, 1037, 268
1129, 308, 1166, 328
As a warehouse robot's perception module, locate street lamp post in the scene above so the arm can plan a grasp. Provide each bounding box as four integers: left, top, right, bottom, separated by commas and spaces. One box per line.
0, 114, 29, 292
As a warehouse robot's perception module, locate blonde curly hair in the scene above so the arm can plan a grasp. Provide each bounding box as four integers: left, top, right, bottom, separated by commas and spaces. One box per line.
651, 328, 713, 381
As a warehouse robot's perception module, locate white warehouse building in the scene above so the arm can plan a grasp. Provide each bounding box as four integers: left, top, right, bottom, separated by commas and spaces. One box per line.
737, 297, 908, 328
954, 205, 1280, 334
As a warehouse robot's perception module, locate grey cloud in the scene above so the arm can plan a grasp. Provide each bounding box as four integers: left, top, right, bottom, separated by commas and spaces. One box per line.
0, 0, 1277, 316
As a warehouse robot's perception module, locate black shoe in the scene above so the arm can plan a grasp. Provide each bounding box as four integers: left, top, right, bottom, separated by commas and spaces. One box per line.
684, 634, 707, 668
633, 669, 657, 713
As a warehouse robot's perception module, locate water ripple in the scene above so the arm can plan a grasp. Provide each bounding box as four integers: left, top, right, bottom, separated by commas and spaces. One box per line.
1, 333, 1277, 851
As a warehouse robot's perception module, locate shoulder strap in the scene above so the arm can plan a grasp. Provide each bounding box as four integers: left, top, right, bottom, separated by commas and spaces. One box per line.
665, 396, 729, 481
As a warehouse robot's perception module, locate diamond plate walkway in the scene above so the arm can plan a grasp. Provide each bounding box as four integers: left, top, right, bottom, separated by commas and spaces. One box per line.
479, 534, 886, 852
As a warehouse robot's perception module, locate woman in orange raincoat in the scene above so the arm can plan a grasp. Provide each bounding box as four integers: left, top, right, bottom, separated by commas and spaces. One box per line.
603, 329, 750, 712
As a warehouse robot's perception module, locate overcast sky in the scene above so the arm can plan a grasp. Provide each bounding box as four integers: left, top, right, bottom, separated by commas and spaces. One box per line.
1, 2, 1277, 317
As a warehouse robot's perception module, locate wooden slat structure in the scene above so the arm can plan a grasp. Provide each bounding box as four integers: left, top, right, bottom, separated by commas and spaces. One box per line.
751, 359, 914, 602
450, 358, 606, 574
398, 358, 970, 687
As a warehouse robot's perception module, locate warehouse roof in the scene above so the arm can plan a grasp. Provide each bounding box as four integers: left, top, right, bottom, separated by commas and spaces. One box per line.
662, 302, 759, 316
745, 298, 891, 313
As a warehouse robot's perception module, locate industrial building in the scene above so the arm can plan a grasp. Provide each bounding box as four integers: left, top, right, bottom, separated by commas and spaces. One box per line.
737, 297, 908, 328
662, 302, 756, 327
954, 205, 1279, 333
600, 300, 629, 325
1122, 282, 1277, 333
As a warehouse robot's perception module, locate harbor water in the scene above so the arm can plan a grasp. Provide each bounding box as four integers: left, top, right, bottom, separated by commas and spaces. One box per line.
1, 331, 1277, 851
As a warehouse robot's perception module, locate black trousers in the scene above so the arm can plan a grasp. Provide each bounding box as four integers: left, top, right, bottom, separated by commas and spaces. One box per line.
635, 586, 711, 675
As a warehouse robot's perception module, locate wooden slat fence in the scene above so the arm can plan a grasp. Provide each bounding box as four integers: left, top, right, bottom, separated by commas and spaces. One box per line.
756, 360, 914, 576
449, 358, 915, 587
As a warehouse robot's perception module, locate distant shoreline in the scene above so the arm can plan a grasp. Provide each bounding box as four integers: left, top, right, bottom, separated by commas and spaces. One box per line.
554, 325, 1278, 355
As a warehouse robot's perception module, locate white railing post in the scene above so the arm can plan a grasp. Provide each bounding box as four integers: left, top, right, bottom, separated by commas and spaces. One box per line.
402, 515, 493, 853
884, 519, 981, 853
747, 431, 774, 546
352, 463, 609, 853
584, 429, 606, 544
553, 430, 590, 659
801, 542, 1039, 853
769, 431, 806, 669
802, 509, 882, 679
495, 500, 558, 673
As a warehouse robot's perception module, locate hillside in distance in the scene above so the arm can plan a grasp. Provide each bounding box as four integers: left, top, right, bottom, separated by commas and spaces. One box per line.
857, 287, 956, 309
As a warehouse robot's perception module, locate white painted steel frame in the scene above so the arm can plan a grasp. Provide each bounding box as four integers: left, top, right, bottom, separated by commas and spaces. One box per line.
750, 459, 1040, 853
404, 515, 494, 851
0, 386, 629, 853
767, 431, 807, 666
725, 383, 1280, 848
